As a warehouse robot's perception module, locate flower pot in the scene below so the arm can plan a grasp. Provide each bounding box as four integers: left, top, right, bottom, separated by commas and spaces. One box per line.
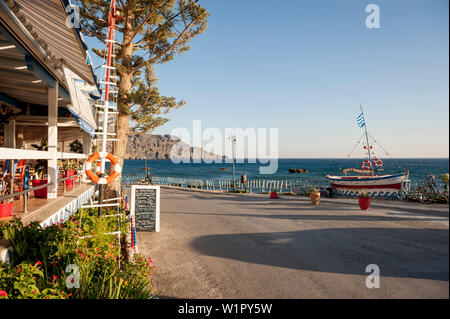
64, 169, 75, 189
359, 197, 371, 210
310, 193, 320, 205
270, 192, 278, 199
0, 202, 13, 218
32, 179, 47, 199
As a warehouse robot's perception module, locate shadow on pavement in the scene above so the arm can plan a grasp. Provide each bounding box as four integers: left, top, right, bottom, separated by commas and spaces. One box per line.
190, 227, 449, 281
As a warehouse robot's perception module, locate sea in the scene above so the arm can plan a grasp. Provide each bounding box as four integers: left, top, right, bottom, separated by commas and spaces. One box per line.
122, 158, 449, 186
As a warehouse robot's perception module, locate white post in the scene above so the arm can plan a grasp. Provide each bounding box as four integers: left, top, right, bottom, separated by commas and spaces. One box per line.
47, 83, 58, 199
82, 131, 92, 155
4, 119, 15, 148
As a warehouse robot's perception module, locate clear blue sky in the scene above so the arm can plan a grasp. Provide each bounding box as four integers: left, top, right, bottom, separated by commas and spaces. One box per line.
86, 0, 449, 158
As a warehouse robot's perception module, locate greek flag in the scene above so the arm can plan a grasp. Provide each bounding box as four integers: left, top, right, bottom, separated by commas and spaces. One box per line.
356, 113, 365, 128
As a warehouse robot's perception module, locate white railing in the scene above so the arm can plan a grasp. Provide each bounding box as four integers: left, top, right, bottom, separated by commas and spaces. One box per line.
0, 147, 88, 160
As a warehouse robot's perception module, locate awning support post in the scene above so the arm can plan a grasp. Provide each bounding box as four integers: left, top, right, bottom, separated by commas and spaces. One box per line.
47, 83, 58, 199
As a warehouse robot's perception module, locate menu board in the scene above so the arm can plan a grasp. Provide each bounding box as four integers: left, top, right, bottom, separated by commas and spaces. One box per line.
131, 185, 160, 232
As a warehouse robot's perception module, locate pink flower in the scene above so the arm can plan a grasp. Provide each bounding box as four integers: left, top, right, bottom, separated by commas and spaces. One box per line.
0, 290, 7, 297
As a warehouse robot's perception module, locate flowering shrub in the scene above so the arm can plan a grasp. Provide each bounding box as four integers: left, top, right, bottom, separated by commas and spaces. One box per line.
0, 262, 67, 299
0, 208, 156, 299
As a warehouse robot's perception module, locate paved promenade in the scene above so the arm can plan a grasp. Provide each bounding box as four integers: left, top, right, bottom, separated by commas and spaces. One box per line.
137, 187, 449, 298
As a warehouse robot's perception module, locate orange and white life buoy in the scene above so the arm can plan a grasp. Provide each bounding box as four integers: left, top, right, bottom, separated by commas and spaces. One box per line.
361, 160, 372, 170
95, 161, 102, 175
85, 152, 121, 184
373, 158, 383, 167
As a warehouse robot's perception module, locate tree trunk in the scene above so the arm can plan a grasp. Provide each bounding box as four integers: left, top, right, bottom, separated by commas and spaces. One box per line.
105, 25, 134, 198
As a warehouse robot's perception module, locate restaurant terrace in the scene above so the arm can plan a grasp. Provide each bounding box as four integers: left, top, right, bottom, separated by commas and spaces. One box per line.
0, 0, 101, 231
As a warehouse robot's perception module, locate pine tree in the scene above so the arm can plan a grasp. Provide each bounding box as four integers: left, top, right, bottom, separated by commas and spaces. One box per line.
76, 0, 208, 195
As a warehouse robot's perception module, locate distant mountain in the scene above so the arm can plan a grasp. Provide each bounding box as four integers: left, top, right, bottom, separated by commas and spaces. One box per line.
125, 134, 224, 161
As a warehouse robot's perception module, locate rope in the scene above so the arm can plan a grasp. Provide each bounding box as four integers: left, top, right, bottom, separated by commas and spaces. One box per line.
339, 132, 366, 172
368, 132, 406, 171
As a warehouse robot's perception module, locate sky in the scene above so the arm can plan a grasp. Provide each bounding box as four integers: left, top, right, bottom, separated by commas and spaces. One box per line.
86, 0, 449, 158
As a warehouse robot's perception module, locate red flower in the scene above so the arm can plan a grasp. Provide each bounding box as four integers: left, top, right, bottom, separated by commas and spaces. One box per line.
0, 290, 7, 297
35, 260, 42, 266
17, 268, 21, 273
32, 290, 37, 294
52, 275, 58, 281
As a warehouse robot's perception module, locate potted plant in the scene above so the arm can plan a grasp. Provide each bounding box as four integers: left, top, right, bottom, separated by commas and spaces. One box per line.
0, 175, 14, 218
68, 139, 83, 183
309, 187, 320, 205
30, 138, 48, 198
358, 191, 371, 210
63, 160, 77, 190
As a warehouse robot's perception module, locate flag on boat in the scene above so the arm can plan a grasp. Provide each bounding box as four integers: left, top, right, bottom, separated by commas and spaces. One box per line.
356, 113, 366, 128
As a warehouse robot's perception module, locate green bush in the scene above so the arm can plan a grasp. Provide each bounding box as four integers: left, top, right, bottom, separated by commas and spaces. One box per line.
0, 262, 68, 299
0, 208, 155, 299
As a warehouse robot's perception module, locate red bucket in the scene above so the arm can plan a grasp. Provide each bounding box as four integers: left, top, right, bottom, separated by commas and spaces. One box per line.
0, 202, 13, 218
32, 179, 48, 199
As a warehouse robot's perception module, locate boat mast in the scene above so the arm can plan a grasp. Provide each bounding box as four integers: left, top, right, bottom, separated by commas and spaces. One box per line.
360, 104, 374, 176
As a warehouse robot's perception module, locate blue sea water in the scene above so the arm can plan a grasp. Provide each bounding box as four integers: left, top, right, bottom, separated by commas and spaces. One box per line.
122, 158, 449, 185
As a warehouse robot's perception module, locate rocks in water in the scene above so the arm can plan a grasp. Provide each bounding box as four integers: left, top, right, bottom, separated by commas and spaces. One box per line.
288, 168, 308, 174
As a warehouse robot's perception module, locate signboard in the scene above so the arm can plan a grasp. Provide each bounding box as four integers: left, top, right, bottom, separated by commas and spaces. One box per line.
130, 185, 160, 232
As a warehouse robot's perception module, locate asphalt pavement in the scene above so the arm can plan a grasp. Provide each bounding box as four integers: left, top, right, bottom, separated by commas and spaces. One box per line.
136, 188, 449, 298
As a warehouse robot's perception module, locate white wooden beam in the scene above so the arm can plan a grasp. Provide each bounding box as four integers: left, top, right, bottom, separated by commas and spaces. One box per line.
0, 148, 52, 159
47, 83, 58, 199
58, 152, 88, 160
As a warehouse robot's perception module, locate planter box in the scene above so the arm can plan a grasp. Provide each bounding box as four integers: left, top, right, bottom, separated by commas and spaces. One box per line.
32, 179, 48, 199
0, 202, 13, 218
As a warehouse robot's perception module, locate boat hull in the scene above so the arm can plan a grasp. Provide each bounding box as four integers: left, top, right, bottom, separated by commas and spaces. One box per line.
326, 173, 409, 199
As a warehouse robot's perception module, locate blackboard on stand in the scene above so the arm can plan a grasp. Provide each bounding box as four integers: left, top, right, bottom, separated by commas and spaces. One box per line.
131, 185, 160, 232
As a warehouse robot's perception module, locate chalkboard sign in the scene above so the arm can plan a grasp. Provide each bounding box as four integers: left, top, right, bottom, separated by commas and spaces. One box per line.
131, 185, 160, 232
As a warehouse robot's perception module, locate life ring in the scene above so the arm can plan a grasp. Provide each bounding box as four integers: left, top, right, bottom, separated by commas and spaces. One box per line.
85, 152, 121, 184
361, 160, 372, 170
95, 161, 102, 175
373, 158, 383, 167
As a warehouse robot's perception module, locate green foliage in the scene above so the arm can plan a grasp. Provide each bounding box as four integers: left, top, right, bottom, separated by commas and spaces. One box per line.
30, 138, 48, 179
69, 139, 83, 154
358, 191, 370, 198
77, 0, 209, 133
0, 208, 155, 299
0, 262, 68, 299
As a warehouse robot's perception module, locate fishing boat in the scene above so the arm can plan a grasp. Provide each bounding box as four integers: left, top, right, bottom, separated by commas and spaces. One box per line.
326, 105, 409, 199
